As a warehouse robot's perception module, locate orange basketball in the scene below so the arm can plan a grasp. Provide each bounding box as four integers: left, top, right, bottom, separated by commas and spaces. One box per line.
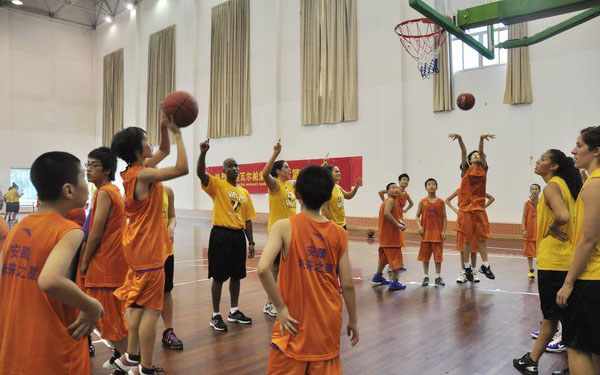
457, 93, 475, 111
162, 91, 198, 128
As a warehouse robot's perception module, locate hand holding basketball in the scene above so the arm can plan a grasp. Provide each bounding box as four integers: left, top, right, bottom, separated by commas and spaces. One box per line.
200, 139, 210, 154
162, 91, 198, 128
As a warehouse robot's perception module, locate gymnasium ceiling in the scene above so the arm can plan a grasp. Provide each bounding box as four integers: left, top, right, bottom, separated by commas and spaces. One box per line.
0, 0, 143, 29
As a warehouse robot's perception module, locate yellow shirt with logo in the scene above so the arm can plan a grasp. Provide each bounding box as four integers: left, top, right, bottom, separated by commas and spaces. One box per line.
4, 189, 19, 203
325, 184, 346, 227
536, 176, 576, 271
268, 179, 297, 232
573, 168, 600, 280
162, 189, 174, 256
203, 174, 256, 230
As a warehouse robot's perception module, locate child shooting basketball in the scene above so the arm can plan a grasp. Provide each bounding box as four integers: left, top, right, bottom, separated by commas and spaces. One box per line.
416, 178, 447, 287
110, 110, 188, 375
258, 165, 358, 375
522, 184, 540, 280
0, 152, 103, 375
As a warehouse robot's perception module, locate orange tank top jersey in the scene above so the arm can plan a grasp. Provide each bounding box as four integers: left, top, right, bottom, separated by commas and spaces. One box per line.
84, 184, 128, 288
378, 198, 403, 248
0, 213, 89, 375
66, 207, 86, 227
420, 198, 445, 243
0, 217, 8, 250
396, 192, 408, 219
459, 166, 487, 211
524, 200, 537, 242
271, 213, 348, 361
121, 165, 169, 271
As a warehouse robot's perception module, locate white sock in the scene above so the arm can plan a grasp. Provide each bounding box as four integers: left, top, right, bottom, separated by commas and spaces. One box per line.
483, 262, 489, 267
464, 263, 471, 269
230, 307, 239, 314
424, 273, 429, 278
212, 312, 220, 318
435, 273, 441, 278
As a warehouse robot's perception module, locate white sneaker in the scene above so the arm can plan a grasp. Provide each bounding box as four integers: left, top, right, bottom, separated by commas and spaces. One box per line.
473, 274, 481, 283
456, 271, 466, 283
263, 302, 277, 317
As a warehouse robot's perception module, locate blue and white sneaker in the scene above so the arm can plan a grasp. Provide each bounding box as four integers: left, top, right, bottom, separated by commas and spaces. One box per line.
371, 273, 390, 285
531, 330, 539, 339
546, 339, 566, 353
388, 281, 406, 291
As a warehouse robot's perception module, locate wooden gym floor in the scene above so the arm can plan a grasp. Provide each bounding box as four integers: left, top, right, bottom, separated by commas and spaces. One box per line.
90, 218, 568, 375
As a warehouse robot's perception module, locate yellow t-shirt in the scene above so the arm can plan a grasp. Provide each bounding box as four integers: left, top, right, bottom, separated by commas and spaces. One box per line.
203, 175, 256, 230
536, 176, 576, 271
326, 185, 346, 227
573, 168, 600, 280
4, 189, 19, 203
162, 189, 174, 256
268, 179, 297, 231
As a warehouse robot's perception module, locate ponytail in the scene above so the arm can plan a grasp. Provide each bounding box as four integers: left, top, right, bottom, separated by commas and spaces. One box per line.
548, 149, 582, 199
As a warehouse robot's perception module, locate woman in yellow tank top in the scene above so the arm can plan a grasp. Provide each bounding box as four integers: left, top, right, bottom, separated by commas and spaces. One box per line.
322, 165, 361, 230
261, 139, 298, 317
555, 126, 600, 375
513, 149, 582, 374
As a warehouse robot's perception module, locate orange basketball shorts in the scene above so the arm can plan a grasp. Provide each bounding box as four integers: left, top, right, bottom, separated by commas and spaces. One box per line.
378, 247, 404, 270
266, 346, 341, 375
86, 287, 128, 341
457, 210, 491, 250
418, 242, 443, 263
523, 240, 536, 258
114, 267, 165, 311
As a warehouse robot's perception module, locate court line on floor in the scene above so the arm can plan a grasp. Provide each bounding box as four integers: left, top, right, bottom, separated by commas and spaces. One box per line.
173, 270, 259, 287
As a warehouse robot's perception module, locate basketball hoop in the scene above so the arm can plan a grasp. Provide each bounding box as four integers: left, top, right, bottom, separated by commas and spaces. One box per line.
394, 18, 447, 79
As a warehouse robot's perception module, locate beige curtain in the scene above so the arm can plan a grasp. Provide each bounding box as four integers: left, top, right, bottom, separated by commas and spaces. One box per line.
433, 32, 453, 112
504, 23, 532, 104
147, 25, 176, 144
301, 0, 358, 125
102, 49, 124, 146
208, 0, 251, 138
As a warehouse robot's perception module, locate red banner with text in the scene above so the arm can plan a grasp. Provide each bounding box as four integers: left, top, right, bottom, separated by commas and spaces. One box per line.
205, 156, 362, 194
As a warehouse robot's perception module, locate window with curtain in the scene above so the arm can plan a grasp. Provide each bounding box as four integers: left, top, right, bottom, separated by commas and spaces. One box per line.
301, 0, 358, 125
147, 25, 176, 145
208, 0, 252, 138
102, 49, 124, 147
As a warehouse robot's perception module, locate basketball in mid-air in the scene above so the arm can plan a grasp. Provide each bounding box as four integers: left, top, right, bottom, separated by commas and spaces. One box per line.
456, 93, 475, 111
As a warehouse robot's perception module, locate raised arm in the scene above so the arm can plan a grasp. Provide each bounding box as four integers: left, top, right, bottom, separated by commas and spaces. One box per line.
80, 191, 112, 275
479, 134, 495, 170
145, 111, 172, 168
261, 140, 282, 193
342, 178, 361, 200
557, 179, 600, 307
449, 133, 467, 170
196, 139, 210, 187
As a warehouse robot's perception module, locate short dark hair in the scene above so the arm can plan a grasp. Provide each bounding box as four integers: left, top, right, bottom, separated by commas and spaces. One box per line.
295, 166, 334, 210
580, 126, 600, 151
386, 182, 396, 191
31, 152, 81, 201
270, 160, 286, 178
531, 183, 541, 190
110, 127, 146, 165
88, 147, 117, 181
425, 178, 438, 187
398, 173, 409, 181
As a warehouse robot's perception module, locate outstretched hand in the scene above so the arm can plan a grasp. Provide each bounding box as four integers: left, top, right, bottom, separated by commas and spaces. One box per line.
448, 133, 462, 141
480, 134, 496, 141
273, 139, 282, 155
200, 139, 210, 153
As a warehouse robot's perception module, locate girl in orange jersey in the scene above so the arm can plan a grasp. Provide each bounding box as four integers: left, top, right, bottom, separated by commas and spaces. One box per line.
449, 133, 496, 282
416, 178, 447, 287
522, 183, 541, 280
110, 110, 188, 375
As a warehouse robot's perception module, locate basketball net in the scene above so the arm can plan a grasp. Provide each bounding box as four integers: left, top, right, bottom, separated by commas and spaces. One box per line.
394, 19, 446, 79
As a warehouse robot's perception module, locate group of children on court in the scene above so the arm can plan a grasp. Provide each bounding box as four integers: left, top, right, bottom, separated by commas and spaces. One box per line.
1, 120, 600, 375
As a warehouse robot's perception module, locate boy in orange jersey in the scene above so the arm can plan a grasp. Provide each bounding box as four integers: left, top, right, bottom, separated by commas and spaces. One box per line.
522, 183, 540, 280
449, 133, 496, 282
258, 165, 358, 375
416, 178, 447, 287
110, 111, 189, 375
0, 151, 104, 375
0, 216, 8, 249
371, 182, 407, 291
445, 188, 496, 283
79, 147, 130, 371
197, 140, 256, 332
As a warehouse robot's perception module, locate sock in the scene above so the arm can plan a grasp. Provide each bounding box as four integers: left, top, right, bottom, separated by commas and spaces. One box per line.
435, 273, 440, 278
483, 262, 489, 267
140, 365, 155, 374
423, 274, 428, 278
230, 307, 239, 314
126, 353, 141, 362
212, 312, 220, 318
464, 263, 471, 269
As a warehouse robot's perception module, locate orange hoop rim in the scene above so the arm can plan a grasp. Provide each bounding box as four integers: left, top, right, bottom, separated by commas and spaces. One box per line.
394, 18, 446, 39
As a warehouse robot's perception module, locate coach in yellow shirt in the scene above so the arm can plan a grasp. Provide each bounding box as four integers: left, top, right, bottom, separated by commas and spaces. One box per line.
197, 139, 256, 333
3, 184, 21, 222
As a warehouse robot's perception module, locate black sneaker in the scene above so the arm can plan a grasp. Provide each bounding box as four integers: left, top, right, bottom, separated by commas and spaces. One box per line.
464, 267, 474, 282
102, 349, 121, 370
480, 265, 496, 280
162, 328, 183, 350
421, 276, 429, 286
209, 314, 228, 331
513, 353, 538, 375
228, 309, 252, 324
434, 277, 445, 286
88, 334, 95, 357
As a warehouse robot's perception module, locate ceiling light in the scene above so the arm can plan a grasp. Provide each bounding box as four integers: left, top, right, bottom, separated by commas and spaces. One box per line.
12, 0, 24, 5
126, 3, 135, 11
105, 16, 112, 23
